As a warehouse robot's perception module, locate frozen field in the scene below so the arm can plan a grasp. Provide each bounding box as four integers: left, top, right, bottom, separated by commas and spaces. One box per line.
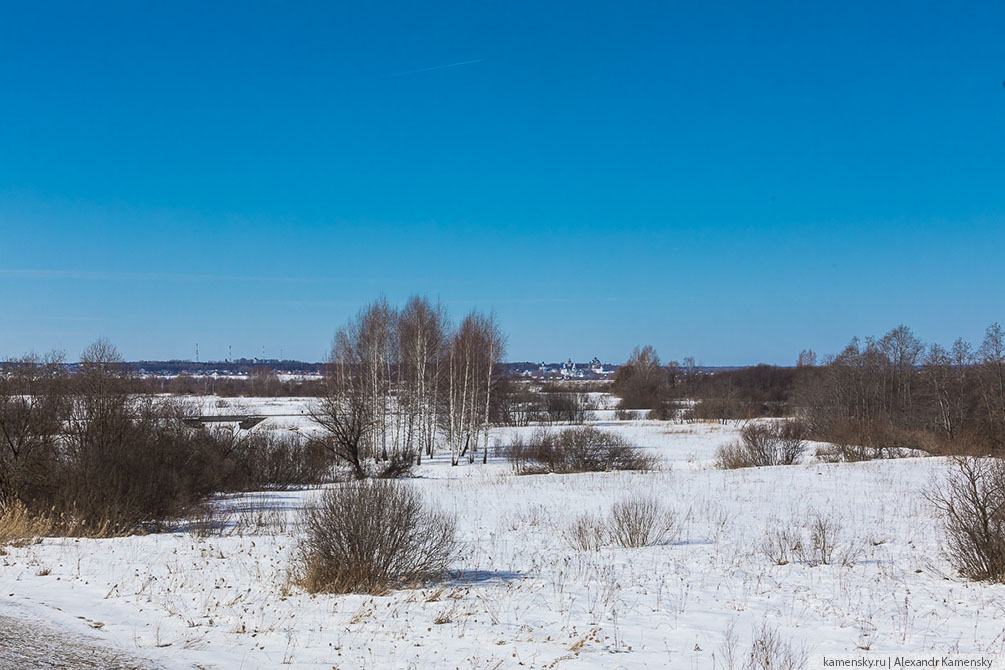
1, 398, 1002, 669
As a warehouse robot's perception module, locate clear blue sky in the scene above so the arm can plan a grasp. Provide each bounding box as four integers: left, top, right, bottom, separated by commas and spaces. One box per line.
1, 1, 1003, 365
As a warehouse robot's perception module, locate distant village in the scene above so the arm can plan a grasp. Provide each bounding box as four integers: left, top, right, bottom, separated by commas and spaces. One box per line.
120, 358, 617, 380
512, 357, 616, 380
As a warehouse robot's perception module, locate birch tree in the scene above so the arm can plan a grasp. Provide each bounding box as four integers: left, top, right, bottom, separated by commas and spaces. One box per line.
398, 296, 448, 465
446, 310, 505, 465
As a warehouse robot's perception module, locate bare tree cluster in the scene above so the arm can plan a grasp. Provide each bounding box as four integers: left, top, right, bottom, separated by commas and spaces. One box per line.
796, 323, 1005, 454
310, 296, 506, 477
1, 338, 329, 536
612, 346, 794, 422
0, 352, 66, 512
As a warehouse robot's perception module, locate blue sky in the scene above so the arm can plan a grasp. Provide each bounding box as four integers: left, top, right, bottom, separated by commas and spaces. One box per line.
1, 1, 1003, 364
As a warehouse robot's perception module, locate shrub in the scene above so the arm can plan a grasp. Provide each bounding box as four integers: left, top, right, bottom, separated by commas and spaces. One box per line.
743, 623, 807, 670
647, 403, 677, 421
761, 524, 800, 566
49, 396, 230, 534
505, 427, 656, 475
614, 407, 636, 421
220, 430, 332, 491
294, 479, 456, 594
760, 513, 861, 567
564, 513, 607, 551
928, 457, 1005, 582
543, 392, 596, 424
715, 421, 806, 469
608, 495, 679, 548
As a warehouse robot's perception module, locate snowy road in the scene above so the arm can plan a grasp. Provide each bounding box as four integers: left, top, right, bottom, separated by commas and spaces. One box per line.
0, 608, 165, 670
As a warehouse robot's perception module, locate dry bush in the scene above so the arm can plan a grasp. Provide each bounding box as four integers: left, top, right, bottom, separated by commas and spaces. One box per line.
809, 418, 925, 461
374, 453, 416, 479
608, 495, 679, 548
646, 403, 677, 421
3, 339, 329, 539
232, 497, 289, 536
542, 392, 596, 424
188, 503, 231, 538
505, 427, 656, 475
564, 513, 607, 551
802, 513, 850, 566
928, 456, 1005, 582
761, 514, 861, 567
220, 430, 332, 490
743, 623, 808, 670
715, 421, 806, 469
761, 524, 800, 566
715, 441, 755, 470
815, 438, 912, 463
683, 398, 785, 423
614, 407, 636, 421
37, 395, 223, 535
294, 479, 456, 594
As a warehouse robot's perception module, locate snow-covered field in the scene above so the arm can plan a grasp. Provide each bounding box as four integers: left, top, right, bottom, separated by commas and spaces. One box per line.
2, 397, 1003, 669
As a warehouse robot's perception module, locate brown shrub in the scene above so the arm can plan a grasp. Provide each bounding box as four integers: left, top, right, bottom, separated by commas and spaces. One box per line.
564, 513, 607, 551
716, 421, 806, 469
608, 495, 679, 548
294, 480, 456, 594
505, 427, 656, 475
928, 457, 1005, 582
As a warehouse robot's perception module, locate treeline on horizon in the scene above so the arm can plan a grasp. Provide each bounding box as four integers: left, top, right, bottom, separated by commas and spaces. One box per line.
613, 322, 1005, 455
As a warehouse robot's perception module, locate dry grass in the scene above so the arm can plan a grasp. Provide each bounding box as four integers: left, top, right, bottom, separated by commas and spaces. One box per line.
0, 502, 54, 546
0, 503, 119, 544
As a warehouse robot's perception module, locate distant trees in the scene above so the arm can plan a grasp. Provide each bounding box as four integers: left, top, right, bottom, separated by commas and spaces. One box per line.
248, 365, 282, 397
611, 345, 797, 421
310, 296, 506, 475
795, 323, 1005, 454
611, 345, 669, 410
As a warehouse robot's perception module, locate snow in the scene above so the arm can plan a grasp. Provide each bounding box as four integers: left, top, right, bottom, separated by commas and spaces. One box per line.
2, 398, 1002, 669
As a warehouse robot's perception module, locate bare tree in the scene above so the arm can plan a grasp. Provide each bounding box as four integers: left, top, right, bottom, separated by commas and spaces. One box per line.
314, 298, 505, 471
976, 323, 1005, 449
310, 319, 375, 479
612, 345, 668, 410
796, 349, 817, 367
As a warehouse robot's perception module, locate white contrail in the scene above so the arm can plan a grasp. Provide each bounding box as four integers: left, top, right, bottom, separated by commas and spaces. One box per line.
392, 58, 484, 76
0, 269, 318, 283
